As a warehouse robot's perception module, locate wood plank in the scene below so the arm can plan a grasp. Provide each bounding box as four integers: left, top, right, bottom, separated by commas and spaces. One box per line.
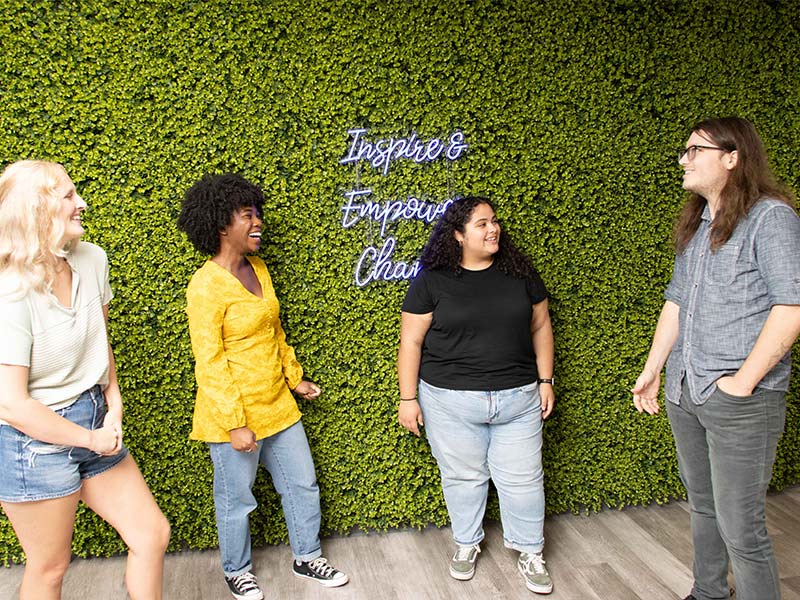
576, 563, 642, 600
594, 508, 692, 596
624, 502, 694, 568
784, 575, 800, 595
0, 485, 797, 599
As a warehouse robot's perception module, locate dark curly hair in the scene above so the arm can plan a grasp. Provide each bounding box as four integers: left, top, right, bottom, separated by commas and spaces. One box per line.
177, 173, 265, 255
420, 196, 538, 279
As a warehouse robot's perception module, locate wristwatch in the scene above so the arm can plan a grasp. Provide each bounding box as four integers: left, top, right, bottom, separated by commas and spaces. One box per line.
538, 378, 554, 385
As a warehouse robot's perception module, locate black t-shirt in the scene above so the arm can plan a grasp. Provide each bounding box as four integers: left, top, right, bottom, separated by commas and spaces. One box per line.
402, 262, 548, 391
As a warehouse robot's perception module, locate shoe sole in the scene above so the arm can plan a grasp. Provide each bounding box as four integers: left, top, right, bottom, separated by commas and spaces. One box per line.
517, 563, 553, 594
449, 566, 475, 581
524, 581, 553, 594
229, 590, 264, 600
293, 571, 350, 588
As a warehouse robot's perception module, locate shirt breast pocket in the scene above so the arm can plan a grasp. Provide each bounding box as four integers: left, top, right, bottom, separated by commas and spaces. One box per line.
705, 244, 740, 286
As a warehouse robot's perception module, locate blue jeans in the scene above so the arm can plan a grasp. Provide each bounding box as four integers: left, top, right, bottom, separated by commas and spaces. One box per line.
0, 386, 128, 502
418, 379, 545, 554
667, 381, 785, 600
208, 419, 322, 577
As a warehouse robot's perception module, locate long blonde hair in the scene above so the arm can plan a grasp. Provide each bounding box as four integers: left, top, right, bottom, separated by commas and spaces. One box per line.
0, 160, 73, 298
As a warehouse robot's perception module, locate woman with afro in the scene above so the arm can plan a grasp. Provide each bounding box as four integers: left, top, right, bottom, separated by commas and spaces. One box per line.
178, 173, 348, 600
397, 196, 555, 595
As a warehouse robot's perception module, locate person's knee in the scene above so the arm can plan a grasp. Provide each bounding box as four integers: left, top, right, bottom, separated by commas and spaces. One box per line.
489, 455, 542, 486
27, 554, 70, 587
149, 513, 171, 553
717, 513, 768, 557
128, 512, 171, 556
155, 514, 171, 552
276, 466, 319, 496
685, 484, 717, 515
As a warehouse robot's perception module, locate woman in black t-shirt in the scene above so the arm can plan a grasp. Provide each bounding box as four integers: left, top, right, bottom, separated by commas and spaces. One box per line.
397, 196, 555, 595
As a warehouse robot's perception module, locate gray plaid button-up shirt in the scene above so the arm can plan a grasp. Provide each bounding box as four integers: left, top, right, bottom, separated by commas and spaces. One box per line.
664, 199, 800, 405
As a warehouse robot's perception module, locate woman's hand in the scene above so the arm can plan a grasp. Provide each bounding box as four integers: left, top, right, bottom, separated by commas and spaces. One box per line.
293, 380, 321, 400
716, 375, 753, 397
632, 369, 661, 415
230, 426, 257, 453
103, 405, 123, 453
398, 400, 424, 436
539, 383, 555, 419
89, 425, 122, 456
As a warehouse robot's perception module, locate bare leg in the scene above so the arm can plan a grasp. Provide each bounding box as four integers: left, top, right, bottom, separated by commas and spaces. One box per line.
80, 454, 170, 600
2, 492, 80, 600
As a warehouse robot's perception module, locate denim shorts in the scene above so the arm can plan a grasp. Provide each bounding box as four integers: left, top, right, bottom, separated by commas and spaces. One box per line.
0, 385, 128, 503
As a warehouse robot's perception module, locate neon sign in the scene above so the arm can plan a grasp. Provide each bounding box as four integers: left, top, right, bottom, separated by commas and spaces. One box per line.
339, 128, 468, 286
341, 189, 453, 237
340, 128, 468, 176
354, 238, 422, 287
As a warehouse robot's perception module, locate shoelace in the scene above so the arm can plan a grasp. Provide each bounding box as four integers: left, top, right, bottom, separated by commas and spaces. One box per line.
521, 553, 547, 575
454, 545, 480, 561
308, 557, 336, 577
231, 572, 259, 592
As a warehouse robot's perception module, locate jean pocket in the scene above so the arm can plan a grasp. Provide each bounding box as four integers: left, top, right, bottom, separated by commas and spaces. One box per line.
713, 384, 757, 402
23, 438, 71, 468
24, 439, 70, 455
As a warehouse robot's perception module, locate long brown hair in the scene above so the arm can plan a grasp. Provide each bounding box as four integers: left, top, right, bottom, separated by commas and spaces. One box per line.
673, 117, 795, 253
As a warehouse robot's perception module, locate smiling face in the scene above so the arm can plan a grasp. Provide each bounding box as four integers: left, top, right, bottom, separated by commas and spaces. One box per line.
679, 130, 738, 206
454, 202, 500, 267
221, 204, 262, 255
55, 170, 87, 245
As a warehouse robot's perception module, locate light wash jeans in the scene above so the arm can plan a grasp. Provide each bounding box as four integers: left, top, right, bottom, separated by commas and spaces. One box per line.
667, 381, 785, 600
208, 419, 322, 577
418, 379, 545, 554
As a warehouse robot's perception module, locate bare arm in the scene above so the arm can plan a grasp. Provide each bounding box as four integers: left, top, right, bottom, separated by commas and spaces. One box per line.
101, 305, 123, 453
531, 299, 555, 419
717, 304, 800, 396
0, 364, 119, 454
632, 300, 680, 415
397, 311, 432, 436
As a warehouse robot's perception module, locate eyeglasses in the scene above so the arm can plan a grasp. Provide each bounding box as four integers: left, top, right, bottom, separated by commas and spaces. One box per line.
677, 145, 727, 162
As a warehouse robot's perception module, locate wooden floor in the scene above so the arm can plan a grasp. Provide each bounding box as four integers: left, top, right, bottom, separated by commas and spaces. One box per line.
2, 486, 799, 599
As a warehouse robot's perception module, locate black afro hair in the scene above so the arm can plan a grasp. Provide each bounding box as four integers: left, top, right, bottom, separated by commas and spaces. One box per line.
177, 173, 265, 255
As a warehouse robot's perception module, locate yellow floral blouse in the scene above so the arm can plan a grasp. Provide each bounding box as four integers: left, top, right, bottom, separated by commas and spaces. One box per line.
185, 257, 303, 442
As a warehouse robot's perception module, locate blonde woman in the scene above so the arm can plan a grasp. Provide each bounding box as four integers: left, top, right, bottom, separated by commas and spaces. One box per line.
0, 160, 170, 600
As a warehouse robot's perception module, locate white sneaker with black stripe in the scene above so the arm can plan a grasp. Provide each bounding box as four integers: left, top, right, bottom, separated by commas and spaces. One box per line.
225, 571, 264, 600
292, 557, 349, 587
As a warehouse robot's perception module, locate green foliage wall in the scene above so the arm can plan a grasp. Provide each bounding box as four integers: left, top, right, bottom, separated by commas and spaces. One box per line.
2, 0, 799, 563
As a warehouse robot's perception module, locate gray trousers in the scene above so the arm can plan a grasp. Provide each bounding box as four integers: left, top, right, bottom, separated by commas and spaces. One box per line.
667, 381, 785, 600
